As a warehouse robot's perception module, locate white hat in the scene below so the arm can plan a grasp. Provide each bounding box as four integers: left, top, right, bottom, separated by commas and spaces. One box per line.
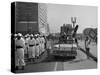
24, 35, 27, 38
35, 34, 37, 37
35, 34, 38, 36
14, 34, 17, 37
25, 34, 28, 37
35, 34, 39, 38
17, 33, 22, 37
30, 34, 33, 37
26, 34, 29, 36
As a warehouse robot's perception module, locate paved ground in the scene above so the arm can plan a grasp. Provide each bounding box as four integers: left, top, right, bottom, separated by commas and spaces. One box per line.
15, 43, 97, 73
78, 40, 97, 57
64, 49, 97, 70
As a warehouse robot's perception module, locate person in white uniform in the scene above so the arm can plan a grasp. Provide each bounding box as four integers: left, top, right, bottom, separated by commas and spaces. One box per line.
41, 36, 45, 53
35, 34, 40, 58
28, 34, 36, 62
15, 33, 25, 70
24, 34, 30, 59
38, 35, 42, 55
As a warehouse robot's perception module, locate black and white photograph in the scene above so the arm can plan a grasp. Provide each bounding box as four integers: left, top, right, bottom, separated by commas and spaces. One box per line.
11, 1, 97, 73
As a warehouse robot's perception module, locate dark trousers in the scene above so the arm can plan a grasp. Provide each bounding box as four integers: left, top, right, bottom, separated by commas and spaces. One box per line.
86, 47, 90, 58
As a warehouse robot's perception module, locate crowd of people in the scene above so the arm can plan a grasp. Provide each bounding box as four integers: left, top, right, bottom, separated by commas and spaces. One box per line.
12, 33, 46, 70
11, 32, 93, 71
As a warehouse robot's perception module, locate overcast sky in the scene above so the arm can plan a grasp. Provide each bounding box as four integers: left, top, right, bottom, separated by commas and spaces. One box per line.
47, 4, 97, 33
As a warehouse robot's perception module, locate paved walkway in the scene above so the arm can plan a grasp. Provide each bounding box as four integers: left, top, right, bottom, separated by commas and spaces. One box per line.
78, 40, 97, 57
64, 59, 97, 70
78, 40, 97, 62
64, 49, 97, 70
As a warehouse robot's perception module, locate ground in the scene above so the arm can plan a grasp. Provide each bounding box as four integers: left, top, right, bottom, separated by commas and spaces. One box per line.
15, 40, 97, 73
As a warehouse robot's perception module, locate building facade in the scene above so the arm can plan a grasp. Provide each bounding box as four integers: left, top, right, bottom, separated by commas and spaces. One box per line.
15, 2, 49, 35
38, 3, 47, 34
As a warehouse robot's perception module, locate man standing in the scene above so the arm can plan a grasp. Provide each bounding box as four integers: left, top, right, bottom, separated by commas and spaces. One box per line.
46, 36, 52, 55
35, 34, 40, 59
28, 34, 36, 62
75, 38, 79, 47
24, 34, 30, 59
15, 33, 25, 70
85, 36, 90, 59
41, 36, 45, 53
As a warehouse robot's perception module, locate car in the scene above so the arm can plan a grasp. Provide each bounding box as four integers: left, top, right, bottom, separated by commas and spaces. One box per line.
51, 39, 77, 58
51, 44, 77, 57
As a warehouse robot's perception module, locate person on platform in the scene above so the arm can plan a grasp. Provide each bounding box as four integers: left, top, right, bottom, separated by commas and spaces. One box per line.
41, 35, 45, 53
24, 34, 30, 59
35, 34, 40, 59
28, 34, 36, 62
15, 33, 25, 70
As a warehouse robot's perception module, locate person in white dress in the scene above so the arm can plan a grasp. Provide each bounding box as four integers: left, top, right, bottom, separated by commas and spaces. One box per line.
24, 34, 30, 59
28, 34, 36, 62
15, 33, 25, 70
41, 36, 45, 53
38, 35, 42, 55
35, 34, 40, 58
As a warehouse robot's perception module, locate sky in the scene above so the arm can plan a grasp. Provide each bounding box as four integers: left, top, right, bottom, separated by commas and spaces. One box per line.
47, 3, 97, 33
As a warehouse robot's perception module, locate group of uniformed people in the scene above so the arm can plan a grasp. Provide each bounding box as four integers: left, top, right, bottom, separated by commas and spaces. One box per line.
13, 33, 46, 70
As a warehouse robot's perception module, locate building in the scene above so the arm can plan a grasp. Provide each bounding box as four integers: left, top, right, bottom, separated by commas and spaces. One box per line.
14, 2, 49, 35
38, 3, 48, 34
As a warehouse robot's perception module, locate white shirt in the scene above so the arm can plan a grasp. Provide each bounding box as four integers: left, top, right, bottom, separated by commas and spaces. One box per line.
28, 38, 36, 46
15, 37, 25, 48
